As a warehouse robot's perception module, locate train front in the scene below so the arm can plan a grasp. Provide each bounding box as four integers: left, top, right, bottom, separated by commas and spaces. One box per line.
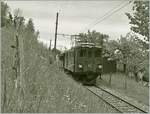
74, 43, 102, 84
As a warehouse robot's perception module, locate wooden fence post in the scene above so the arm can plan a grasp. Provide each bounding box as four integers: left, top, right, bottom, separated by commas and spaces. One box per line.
11, 32, 24, 112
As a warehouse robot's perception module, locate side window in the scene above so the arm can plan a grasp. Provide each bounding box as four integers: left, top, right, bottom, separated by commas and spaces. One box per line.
69, 52, 71, 57
80, 48, 86, 57
71, 51, 73, 57
88, 49, 92, 57
80, 49, 83, 57
95, 49, 101, 57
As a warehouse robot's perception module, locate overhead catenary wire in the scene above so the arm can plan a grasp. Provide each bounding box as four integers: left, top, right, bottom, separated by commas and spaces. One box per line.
81, 0, 127, 32
56, 0, 133, 36
80, 0, 133, 34
55, 0, 133, 49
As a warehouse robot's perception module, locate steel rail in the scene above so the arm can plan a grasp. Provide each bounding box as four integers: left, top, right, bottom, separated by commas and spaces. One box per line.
85, 85, 148, 113
95, 85, 148, 113
85, 86, 122, 113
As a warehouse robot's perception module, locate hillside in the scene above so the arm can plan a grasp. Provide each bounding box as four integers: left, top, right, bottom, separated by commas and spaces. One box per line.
1, 1, 149, 113
1, 18, 117, 113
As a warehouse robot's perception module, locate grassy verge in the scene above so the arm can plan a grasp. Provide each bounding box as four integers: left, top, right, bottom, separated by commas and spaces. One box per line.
21, 64, 118, 113
1, 25, 118, 112
97, 73, 149, 105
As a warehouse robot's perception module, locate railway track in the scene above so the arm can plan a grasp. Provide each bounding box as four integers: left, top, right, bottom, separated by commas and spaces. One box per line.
85, 85, 148, 113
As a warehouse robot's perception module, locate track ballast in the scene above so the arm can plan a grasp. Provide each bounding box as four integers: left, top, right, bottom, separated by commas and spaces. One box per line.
85, 85, 148, 113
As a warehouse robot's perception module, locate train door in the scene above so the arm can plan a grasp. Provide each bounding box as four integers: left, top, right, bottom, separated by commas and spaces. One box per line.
77, 47, 87, 72
82, 48, 88, 72
94, 48, 102, 73
87, 47, 94, 72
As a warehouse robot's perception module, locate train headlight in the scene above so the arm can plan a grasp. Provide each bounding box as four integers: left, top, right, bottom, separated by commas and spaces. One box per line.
98, 65, 102, 69
78, 64, 83, 68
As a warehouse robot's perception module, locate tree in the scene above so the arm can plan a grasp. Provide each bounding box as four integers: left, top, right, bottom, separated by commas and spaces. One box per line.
126, 1, 149, 41
35, 30, 40, 38
26, 18, 35, 32
105, 33, 146, 88
104, 40, 119, 59
77, 30, 109, 46
13, 8, 25, 30
106, 32, 148, 81
105, 36, 130, 73
1, 1, 9, 27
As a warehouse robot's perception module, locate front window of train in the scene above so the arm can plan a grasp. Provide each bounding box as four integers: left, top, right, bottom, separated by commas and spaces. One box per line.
88, 48, 92, 57
79, 47, 101, 58
79, 48, 93, 57
79, 48, 86, 57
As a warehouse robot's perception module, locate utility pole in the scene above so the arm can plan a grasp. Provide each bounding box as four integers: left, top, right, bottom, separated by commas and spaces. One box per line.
11, 31, 22, 112
54, 12, 59, 59
11, 18, 25, 112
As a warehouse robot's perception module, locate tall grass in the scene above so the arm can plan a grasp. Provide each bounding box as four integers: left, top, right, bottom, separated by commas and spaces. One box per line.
2, 25, 118, 113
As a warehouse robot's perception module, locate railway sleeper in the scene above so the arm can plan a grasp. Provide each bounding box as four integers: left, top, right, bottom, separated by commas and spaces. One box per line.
99, 95, 142, 113
117, 106, 140, 112
103, 96, 146, 113
112, 101, 128, 105
102, 94, 144, 113
120, 108, 142, 113
86, 86, 148, 113
106, 100, 118, 104
126, 109, 142, 113
103, 96, 118, 102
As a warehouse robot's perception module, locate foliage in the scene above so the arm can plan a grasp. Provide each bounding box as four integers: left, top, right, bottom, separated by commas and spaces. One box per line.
26, 18, 35, 33
1, 1, 9, 27
122, 0, 149, 77
105, 33, 149, 78
1, 3, 117, 112
126, 1, 149, 41
77, 30, 109, 46
1, 3, 52, 112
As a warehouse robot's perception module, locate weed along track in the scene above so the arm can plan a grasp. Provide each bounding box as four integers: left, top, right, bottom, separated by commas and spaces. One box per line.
85, 85, 148, 113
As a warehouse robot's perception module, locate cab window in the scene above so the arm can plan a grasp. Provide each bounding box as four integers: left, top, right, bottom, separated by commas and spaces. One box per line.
88, 49, 92, 57
80, 48, 86, 57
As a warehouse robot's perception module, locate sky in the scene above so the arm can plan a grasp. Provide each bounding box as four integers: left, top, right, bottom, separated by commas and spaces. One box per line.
6, 0, 133, 50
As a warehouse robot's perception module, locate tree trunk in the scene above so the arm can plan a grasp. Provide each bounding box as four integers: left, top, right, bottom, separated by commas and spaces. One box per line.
123, 63, 126, 73
123, 63, 127, 89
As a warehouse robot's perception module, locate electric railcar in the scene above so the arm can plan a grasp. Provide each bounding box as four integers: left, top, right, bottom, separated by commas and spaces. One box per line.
61, 43, 103, 84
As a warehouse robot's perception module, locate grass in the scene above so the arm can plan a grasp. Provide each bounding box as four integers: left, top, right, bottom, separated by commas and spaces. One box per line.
97, 73, 149, 105
21, 63, 118, 113
3, 24, 147, 112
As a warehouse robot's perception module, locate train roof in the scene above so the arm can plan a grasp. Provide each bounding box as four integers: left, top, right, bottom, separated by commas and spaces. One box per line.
61, 43, 102, 54
75, 42, 102, 48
